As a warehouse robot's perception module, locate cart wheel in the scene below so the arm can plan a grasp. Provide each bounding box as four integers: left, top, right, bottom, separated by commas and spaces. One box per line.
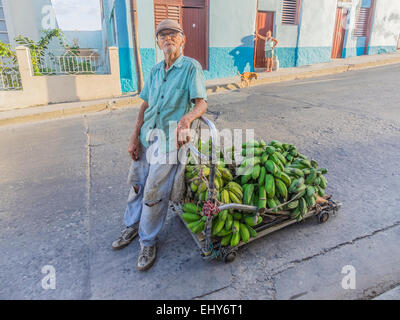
224, 249, 237, 263
317, 211, 329, 224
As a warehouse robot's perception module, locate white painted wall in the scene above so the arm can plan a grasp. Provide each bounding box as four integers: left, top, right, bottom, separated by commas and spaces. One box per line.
137, 0, 155, 49
369, 0, 400, 48
298, 0, 337, 47
210, 0, 257, 47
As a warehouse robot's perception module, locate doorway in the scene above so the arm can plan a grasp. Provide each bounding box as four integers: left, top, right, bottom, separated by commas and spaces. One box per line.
254, 11, 275, 68
182, 0, 209, 69
331, 7, 348, 59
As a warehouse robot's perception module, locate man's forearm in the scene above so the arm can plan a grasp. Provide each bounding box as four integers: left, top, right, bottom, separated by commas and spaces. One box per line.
182, 98, 207, 123
131, 101, 149, 139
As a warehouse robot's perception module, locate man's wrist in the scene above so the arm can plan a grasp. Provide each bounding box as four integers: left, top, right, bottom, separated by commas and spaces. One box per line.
179, 115, 192, 127
131, 133, 140, 141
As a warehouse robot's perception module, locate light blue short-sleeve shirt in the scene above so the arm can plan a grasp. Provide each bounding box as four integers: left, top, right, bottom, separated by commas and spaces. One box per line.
139, 54, 207, 154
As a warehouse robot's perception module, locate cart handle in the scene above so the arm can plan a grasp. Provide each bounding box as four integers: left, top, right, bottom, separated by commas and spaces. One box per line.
187, 116, 219, 164
218, 203, 258, 213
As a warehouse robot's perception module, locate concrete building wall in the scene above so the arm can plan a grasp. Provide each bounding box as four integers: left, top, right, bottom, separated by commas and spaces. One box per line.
296, 0, 337, 66
206, 0, 257, 79
368, 0, 400, 55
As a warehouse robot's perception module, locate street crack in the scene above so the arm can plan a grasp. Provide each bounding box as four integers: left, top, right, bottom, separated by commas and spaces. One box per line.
271, 220, 400, 277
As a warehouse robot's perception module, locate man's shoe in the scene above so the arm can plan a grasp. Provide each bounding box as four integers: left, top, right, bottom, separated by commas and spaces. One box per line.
137, 244, 157, 271
112, 224, 138, 250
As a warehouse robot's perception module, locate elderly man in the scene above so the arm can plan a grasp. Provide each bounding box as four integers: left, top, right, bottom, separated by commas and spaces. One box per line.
112, 19, 208, 271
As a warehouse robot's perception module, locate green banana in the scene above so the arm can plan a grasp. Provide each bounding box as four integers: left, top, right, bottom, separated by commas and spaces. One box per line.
275, 178, 288, 201
230, 232, 240, 247
287, 200, 299, 209
258, 186, 267, 209
244, 214, 257, 227
265, 174, 275, 199
220, 234, 232, 246
258, 166, 266, 185
229, 191, 242, 204
239, 223, 250, 243
278, 172, 291, 187
212, 218, 226, 236
243, 183, 255, 205
265, 160, 279, 175
252, 164, 261, 180
245, 224, 257, 238
181, 213, 201, 223
319, 175, 328, 189
225, 182, 243, 199
224, 213, 233, 231
305, 168, 317, 185
182, 203, 199, 214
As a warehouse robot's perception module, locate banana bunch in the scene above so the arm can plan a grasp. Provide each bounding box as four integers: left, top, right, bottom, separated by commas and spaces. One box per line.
211, 210, 262, 247
181, 138, 329, 247
237, 139, 328, 221
180, 202, 207, 234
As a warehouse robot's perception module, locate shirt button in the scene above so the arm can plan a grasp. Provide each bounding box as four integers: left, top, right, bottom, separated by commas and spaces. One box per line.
157, 111, 160, 115
163, 79, 166, 82
161, 95, 164, 99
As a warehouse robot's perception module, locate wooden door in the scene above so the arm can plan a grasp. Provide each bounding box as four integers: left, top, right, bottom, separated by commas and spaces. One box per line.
182, 0, 208, 69
331, 7, 348, 59
254, 11, 274, 68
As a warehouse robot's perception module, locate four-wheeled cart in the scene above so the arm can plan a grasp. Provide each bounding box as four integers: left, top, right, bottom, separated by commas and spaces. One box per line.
172, 116, 341, 263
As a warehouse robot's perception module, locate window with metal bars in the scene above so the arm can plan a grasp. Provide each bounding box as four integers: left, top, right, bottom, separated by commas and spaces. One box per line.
154, 0, 182, 31
354, 7, 370, 37
282, 0, 300, 25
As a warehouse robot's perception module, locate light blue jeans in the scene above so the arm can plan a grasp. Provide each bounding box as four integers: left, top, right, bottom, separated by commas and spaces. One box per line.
124, 138, 178, 247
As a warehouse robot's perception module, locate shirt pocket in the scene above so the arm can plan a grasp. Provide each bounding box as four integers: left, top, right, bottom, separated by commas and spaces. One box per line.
162, 89, 189, 123
165, 88, 188, 108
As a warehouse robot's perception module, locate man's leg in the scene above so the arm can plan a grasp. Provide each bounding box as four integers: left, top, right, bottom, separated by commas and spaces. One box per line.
112, 144, 149, 250
136, 146, 179, 271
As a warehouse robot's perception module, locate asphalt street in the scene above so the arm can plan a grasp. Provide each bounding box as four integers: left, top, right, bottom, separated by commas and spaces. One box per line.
1, 63, 399, 299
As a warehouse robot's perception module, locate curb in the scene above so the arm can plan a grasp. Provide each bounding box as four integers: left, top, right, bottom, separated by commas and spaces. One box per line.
1, 55, 400, 127
0, 96, 142, 127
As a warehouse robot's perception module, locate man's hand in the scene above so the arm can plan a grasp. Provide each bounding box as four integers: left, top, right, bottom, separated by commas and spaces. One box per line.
128, 135, 141, 161
176, 116, 191, 148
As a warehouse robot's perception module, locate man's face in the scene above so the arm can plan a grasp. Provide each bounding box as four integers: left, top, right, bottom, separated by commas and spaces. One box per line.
157, 29, 185, 55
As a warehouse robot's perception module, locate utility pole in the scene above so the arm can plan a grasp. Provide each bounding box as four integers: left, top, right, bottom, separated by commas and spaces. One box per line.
130, 0, 144, 92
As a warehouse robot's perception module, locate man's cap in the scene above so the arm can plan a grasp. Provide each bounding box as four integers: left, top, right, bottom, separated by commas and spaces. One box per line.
156, 19, 184, 37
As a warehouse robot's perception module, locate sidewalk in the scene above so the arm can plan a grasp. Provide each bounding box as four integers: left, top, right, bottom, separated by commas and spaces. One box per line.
1, 50, 399, 126
373, 285, 400, 300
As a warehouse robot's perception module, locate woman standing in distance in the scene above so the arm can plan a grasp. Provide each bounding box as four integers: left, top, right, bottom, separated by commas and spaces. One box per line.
256, 30, 278, 72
